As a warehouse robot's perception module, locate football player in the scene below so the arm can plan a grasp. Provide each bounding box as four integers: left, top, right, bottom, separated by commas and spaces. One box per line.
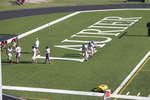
15, 45, 21, 64
45, 46, 51, 64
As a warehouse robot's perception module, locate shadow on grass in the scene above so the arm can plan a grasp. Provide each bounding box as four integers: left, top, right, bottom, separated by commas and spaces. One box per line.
2, 61, 46, 65
63, 53, 81, 58
118, 32, 148, 39
125, 34, 148, 37
19, 61, 46, 64
19, 61, 32, 64
91, 88, 104, 93
21, 51, 32, 54
2, 61, 31, 64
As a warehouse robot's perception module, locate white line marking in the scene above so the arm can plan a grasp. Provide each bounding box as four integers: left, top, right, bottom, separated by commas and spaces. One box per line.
71, 35, 113, 38
126, 92, 130, 95
137, 92, 141, 96
2, 85, 150, 100
17, 12, 80, 39
2, 86, 104, 97
79, 8, 150, 13
35, 55, 85, 62
0, 12, 80, 44
113, 51, 150, 95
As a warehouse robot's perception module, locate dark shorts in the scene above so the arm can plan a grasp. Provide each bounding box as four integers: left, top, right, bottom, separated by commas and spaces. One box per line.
46, 54, 50, 60
16, 53, 21, 58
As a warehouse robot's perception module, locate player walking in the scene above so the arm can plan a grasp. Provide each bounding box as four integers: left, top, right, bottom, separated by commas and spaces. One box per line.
7, 46, 13, 63
15, 45, 21, 64
82, 44, 89, 61
45, 46, 51, 64
32, 46, 37, 64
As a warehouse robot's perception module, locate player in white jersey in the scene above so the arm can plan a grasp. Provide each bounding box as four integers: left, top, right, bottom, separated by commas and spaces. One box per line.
35, 38, 40, 55
87, 41, 94, 56
91, 40, 96, 53
15, 45, 21, 63
82, 44, 89, 61
45, 46, 51, 64
35, 38, 39, 48
7, 46, 13, 63
32, 46, 37, 63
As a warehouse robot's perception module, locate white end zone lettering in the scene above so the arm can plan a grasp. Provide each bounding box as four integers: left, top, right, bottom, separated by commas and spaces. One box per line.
55, 16, 142, 53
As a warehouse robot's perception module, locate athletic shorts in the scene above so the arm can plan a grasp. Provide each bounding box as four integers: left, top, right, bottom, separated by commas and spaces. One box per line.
46, 54, 50, 60
16, 53, 21, 58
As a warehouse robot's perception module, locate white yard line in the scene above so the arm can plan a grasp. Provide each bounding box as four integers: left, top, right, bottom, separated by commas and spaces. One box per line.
111, 94, 150, 100
2, 85, 150, 100
36, 55, 85, 62
113, 51, 150, 95
126, 92, 130, 95
79, 8, 150, 13
17, 12, 80, 40
2, 85, 104, 97
0, 11, 80, 44
137, 92, 141, 96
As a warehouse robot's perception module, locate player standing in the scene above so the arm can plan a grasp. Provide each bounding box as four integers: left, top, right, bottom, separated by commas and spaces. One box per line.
82, 44, 86, 56
32, 46, 37, 64
91, 40, 96, 53
15, 45, 21, 64
82, 44, 89, 61
7, 46, 13, 63
11, 40, 17, 51
45, 46, 51, 64
35, 38, 40, 55
87, 41, 94, 56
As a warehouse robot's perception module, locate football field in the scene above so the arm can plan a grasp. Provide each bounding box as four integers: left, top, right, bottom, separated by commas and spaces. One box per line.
1, 9, 150, 100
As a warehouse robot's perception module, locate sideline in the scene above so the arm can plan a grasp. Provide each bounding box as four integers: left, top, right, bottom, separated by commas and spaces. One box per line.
113, 51, 150, 95
2, 85, 150, 100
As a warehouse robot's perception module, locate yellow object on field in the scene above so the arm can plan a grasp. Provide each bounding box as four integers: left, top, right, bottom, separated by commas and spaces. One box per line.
97, 84, 108, 92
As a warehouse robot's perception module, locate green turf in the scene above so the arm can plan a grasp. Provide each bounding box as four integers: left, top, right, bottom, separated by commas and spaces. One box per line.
0, 12, 70, 34
121, 59, 150, 97
1, 10, 150, 100
0, 0, 150, 11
